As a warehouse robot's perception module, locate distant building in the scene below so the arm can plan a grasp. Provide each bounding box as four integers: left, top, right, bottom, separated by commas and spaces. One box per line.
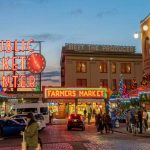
141, 14, 150, 78
60, 43, 143, 91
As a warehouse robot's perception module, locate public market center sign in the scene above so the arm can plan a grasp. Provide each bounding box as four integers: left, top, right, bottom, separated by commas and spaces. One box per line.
44, 87, 107, 99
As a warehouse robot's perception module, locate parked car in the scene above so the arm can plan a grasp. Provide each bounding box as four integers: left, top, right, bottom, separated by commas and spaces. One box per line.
0, 119, 26, 137
34, 113, 46, 130
67, 114, 85, 131
10, 113, 46, 130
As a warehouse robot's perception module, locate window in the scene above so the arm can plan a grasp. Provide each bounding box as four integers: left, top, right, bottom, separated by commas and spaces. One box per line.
40, 107, 48, 115
76, 62, 87, 73
124, 79, 131, 90
112, 63, 116, 73
77, 79, 87, 87
121, 63, 131, 73
112, 79, 117, 90
100, 79, 108, 88
99, 63, 107, 73
145, 37, 150, 57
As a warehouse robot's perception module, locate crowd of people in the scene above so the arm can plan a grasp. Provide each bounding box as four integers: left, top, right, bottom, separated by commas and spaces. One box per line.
95, 113, 113, 134
126, 108, 149, 134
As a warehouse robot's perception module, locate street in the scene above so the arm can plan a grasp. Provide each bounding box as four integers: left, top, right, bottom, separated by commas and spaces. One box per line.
0, 124, 150, 150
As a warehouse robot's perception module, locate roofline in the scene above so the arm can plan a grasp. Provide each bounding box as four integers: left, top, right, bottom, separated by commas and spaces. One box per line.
140, 13, 150, 25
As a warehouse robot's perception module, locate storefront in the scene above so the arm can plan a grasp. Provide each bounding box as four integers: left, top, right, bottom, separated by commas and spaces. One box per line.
0, 92, 16, 116
43, 87, 107, 119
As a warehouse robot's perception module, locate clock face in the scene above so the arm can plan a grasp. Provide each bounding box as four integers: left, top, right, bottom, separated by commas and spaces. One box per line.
27, 53, 46, 74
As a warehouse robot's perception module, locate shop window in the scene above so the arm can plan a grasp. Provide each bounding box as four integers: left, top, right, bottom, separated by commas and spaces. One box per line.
124, 79, 131, 90
99, 63, 107, 73
77, 79, 87, 87
112, 63, 116, 73
100, 79, 108, 88
112, 79, 117, 90
76, 62, 87, 73
121, 63, 131, 74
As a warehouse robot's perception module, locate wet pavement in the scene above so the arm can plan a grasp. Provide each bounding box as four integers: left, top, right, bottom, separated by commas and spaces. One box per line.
0, 124, 150, 150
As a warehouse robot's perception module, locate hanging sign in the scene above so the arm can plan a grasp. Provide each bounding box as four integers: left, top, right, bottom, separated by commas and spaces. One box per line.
0, 39, 46, 89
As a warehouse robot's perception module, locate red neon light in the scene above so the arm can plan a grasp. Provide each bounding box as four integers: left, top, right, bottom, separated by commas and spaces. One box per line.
12, 56, 18, 71
20, 75, 26, 88
0, 40, 4, 52
29, 76, 36, 87
2, 75, 10, 88
2, 57, 9, 70
6, 40, 12, 53
26, 39, 34, 53
20, 56, 26, 70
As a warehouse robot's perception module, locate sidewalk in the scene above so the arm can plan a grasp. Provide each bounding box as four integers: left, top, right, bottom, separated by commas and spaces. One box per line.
114, 123, 150, 138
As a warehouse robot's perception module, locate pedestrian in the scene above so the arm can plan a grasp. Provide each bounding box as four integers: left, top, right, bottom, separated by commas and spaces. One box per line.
87, 112, 92, 125
84, 109, 87, 117
93, 108, 96, 117
49, 108, 53, 124
102, 113, 108, 133
138, 109, 143, 134
24, 113, 41, 150
143, 109, 148, 130
126, 110, 131, 132
97, 113, 103, 134
106, 113, 113, 133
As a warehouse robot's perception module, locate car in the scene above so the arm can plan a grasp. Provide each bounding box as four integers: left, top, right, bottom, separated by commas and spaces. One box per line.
67, 114, 85, 131
10, 113, 46, 130
34, 113, 46, 130
0, 119, 26, 137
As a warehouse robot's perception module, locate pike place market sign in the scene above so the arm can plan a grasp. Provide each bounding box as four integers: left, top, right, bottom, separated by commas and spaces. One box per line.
44, 88, 107, 99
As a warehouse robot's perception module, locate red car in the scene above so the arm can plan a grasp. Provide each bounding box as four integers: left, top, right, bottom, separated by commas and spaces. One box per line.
67, 114, 85, 131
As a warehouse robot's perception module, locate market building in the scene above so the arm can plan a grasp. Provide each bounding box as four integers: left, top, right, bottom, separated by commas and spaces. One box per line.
55, 43, 143, 118
141, 14, 150, 78
61, 43, 143, 90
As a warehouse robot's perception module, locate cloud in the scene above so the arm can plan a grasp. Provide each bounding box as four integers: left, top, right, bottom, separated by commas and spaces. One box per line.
41, 70, 60, 83
41, 71, 60, 78
69, 8, 83, 15
24, 33, 64, 42
97, 8, 118, 18
41, 78, 60, 83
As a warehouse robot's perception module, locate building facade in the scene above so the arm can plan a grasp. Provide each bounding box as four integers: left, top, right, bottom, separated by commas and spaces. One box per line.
141, 14, 150, 76
61, 44, 143, 91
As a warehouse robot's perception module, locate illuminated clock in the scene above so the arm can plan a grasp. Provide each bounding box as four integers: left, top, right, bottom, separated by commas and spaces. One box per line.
27, 53, 46, 74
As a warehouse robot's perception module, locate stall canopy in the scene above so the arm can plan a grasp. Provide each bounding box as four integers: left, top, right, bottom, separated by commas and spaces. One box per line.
0, 92, 16, 100
129, 86, 150, 98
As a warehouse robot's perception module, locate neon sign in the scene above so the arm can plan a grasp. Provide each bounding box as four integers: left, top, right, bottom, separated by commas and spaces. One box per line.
0, 39, 46, 89
44, 88, 107, 99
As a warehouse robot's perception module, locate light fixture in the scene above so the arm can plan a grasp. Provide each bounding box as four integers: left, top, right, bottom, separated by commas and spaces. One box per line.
133, 32, 139, 39
143, 25, 148, 31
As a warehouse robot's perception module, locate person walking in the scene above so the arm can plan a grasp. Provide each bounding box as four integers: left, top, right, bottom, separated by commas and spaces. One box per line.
138, 109, 143, 134
24, 113, 40, 150
49, 108, 53, 125
126, 110, 131, 132
96, 113, 103, 134
143, 109, 148, 131
84, 109, 87, 117
103, 113, 108, 133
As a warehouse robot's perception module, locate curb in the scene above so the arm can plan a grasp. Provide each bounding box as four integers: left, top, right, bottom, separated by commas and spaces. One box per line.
114, 130, 150, 138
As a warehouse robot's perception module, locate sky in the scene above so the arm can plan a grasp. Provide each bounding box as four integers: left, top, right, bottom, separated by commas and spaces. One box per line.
0, 0, 150, 86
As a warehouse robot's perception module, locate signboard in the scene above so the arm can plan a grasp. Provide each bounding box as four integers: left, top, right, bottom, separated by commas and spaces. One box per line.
65, 43, 135, 53
0, 39, 46, 90
44, 87, 107, 99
